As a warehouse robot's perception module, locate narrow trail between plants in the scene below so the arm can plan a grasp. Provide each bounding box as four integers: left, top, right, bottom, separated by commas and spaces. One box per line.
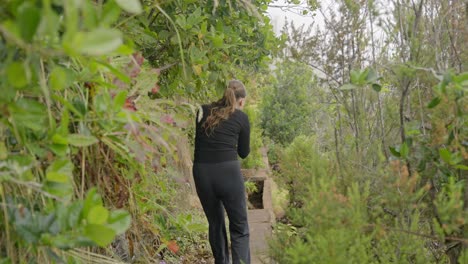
245, 148, 275, 264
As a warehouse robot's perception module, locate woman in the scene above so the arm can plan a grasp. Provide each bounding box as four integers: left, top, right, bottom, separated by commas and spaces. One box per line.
193, 80, 251, 264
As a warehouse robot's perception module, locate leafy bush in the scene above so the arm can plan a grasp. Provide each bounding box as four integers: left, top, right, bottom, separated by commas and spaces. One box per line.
264, 137, 282, 167
260, 61, 316, 145
0, 0, 279, 262
270, 147, 440, 263
242, 105, 264, 169
128, 0, 278, 99
0, 1, 205, 262
269, 72, 468, 264
275, 135, 330, 207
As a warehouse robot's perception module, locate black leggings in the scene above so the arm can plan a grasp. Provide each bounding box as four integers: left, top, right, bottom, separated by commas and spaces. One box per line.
193, 160, 250, 264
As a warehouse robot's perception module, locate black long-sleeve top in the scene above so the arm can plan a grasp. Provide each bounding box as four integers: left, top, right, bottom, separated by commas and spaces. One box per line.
194, 104, 250, 163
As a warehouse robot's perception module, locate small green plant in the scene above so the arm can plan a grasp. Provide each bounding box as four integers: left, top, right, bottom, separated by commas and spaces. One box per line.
244, 180, 259, 195
5, 188, 130, 249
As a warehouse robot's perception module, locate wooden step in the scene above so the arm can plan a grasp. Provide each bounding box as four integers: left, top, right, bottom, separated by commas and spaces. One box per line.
248, 209, 271, 223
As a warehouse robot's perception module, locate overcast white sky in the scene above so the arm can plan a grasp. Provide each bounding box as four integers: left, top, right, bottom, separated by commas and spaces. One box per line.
266, 0, 388, 55
266, 0, 332, 35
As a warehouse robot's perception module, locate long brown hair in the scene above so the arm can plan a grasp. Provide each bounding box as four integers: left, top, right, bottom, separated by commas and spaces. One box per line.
202, 80, 246, 135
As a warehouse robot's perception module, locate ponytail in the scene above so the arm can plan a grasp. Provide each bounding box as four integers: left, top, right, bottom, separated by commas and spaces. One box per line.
202, 80, 246, 135
224, 86, 237, 113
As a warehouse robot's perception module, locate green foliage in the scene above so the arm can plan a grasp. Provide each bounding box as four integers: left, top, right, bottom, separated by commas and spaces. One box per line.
268, 0, 468, 262
0, 0, 208, 262
126, 0, 279, 100
1, 0, 277, 262
4, 187, 130, 249
244, 180, 259, 195
241, 105, 264, 169
261, 61, 316, 145
265, 137, 283, 166
269, 72, 468, 263
276, 135, 329, 207
270, 145, 441, 263
340, 67, 382, 92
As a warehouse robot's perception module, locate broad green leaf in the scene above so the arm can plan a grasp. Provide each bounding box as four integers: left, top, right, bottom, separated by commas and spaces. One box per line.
49, 67, 73, 91
50, 204, 67, 234
58, 109, 70, 135
340, 84, 357, 90
350, 70, 361, 84
93, 94, 111, 114
189, 46, 207, 64
451, 153, 463, 165
67, 134, 99, 147
72, 28, 123, 56
37, 5, 60, 37
82, 1, 98, 29
67, 202, 83, 229
439, 148, 451, 164
372, 83, 382, 92
43, 181, 73, 201
63, 0, 79, 40
187, 8, 203, 27
115, 44, 134, 55
6, 62, 28, 89
427, 97, 441, 108
37, 213, 55, 233
17, 3, 41, 42
48, 144, 69, 157
72, 98, 87, 116
108, 210, 131, 235
83, 188, 103, 218
101, 1, 122, 26
176, 16, 187, 29
15, 223, 40, 244
366, 68, 380, 83
115, 0, 143, 14
389, 146, 400, 157
29, 145, 47, 159
87, 205, 109, 225
9, 99, 47, 131
359, 69, 370, 84
453, 72, 468, 87
113, 90, 128, 109
200, 21, 208, 35
84, 224, 116, 247
46, 158, 73, 183
400, 142, 409, 159
455, 164, 468, 170
45, 234, 72, 249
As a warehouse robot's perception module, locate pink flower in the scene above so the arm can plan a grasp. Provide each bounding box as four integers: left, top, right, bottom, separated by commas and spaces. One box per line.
113, 77, 127, 89
160, 115, 174, 124
132, 52, 144, 66
129, 66, 141, 78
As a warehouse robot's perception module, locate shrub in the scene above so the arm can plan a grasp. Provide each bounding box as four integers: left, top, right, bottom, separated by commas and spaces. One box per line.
241, 105, 264, 169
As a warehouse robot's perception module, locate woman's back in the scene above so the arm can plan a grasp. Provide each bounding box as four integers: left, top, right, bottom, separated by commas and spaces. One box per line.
194, 104, 250, 163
